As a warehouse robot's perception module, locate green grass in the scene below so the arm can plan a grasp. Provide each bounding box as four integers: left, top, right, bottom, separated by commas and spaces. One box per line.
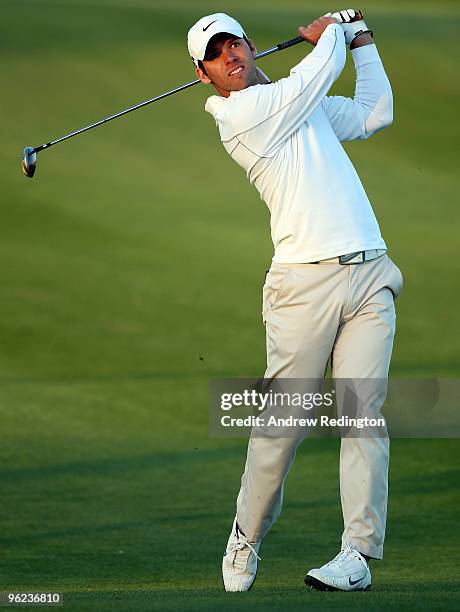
1, 0, 460, 609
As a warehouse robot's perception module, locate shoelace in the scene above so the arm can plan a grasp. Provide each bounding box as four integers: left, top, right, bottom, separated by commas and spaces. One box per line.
326, 542, 362, 569
228, 537, 261, 562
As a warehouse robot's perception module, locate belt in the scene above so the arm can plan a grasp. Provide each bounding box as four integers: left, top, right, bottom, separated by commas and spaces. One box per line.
311, 249, 387, 265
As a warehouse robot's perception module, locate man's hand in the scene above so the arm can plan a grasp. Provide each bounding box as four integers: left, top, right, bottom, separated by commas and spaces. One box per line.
328, 9, 373, 46
298, 16, 339, 46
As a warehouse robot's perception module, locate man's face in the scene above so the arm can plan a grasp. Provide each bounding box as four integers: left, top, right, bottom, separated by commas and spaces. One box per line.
196, 34, 258, 97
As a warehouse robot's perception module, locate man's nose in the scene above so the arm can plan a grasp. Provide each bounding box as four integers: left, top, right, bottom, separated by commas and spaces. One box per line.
223, 47, 238, 63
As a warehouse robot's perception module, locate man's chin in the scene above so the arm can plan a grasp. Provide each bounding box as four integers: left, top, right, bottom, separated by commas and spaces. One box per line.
232, 83, 250, 91
213, 78, 252, 97
226, 78, 252, 92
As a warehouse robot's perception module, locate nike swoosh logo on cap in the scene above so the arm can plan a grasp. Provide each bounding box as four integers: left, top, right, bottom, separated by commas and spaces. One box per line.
349, 575, 365, 586
203, 20, 217, 31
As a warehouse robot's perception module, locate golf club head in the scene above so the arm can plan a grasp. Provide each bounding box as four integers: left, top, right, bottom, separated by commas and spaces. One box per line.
22, 147, 37, 178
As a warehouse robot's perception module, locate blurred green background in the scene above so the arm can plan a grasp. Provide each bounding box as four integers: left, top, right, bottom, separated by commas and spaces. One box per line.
1, 0, 459, 609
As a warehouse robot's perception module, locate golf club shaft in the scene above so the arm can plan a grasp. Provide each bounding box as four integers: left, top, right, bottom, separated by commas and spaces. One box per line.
32, 35, 305, 154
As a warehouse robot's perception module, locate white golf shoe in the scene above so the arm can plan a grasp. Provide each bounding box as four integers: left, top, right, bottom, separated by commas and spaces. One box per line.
305, 542, 371, 591
222, 518, 261, 592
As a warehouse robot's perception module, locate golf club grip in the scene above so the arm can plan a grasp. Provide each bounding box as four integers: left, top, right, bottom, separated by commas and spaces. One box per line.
277, 35, 304, 51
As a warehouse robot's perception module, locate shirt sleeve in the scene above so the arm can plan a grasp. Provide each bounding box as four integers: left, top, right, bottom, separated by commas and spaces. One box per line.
218, 24, 346, 157
321, 44, 393, 141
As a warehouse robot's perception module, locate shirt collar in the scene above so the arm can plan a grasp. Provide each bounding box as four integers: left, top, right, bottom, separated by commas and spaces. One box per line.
205, 90, 242, 116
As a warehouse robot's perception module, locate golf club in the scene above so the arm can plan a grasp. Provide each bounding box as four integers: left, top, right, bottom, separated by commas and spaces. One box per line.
22, 35, 304, 178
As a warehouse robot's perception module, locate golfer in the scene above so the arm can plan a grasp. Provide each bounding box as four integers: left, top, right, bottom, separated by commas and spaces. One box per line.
187, 9, 402, 592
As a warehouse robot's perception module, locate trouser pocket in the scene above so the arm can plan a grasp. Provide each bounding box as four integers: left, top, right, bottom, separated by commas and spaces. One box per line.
262, 265, 290, 324
387, 258, 403, 299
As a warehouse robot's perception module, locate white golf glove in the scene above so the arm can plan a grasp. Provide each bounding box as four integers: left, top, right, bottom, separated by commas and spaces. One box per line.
325, 9, 372, 45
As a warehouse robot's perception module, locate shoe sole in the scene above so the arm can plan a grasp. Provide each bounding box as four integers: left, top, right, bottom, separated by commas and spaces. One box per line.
304, 575, 371, 592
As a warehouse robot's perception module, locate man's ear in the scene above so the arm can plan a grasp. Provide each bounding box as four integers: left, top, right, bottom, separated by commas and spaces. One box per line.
195, 66, 212, 85
247, 37, 257, 58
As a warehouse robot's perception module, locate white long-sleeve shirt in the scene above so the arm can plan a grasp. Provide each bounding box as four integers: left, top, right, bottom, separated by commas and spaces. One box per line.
205, 24, 393, 263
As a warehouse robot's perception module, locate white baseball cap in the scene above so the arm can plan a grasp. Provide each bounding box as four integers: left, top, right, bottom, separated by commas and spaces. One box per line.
187, 13, 246, 67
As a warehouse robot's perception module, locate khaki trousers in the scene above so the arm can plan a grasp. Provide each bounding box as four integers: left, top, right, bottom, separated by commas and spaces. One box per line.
236, 254, 403, 559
